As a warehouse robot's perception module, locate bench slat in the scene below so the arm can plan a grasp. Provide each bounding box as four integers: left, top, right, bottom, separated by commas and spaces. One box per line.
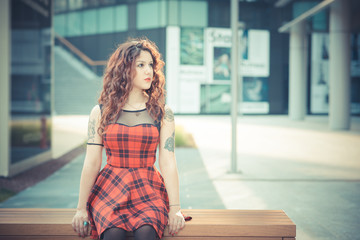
0, 237, 285, 240
0, 209, 296, 238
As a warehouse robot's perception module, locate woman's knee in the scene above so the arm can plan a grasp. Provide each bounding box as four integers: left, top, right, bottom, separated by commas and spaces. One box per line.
134, 224, 156, 240
103, 227, 127, 240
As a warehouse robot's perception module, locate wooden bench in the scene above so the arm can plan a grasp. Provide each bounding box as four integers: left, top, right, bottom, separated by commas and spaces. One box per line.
0, 208, 296, 239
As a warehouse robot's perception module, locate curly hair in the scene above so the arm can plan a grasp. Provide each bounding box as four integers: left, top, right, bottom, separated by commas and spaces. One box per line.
97, 38, 166, 135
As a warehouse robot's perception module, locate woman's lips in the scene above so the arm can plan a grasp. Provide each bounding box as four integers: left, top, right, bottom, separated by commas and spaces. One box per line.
145, 78, 151, 82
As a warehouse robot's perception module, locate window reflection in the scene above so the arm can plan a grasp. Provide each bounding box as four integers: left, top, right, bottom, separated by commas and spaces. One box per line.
11, 0, 52, 164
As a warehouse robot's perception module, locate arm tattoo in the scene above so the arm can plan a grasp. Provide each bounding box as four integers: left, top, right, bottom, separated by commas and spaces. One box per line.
164, 107, 174, 122
87, 118, 96, 142
164, 131, 175, 152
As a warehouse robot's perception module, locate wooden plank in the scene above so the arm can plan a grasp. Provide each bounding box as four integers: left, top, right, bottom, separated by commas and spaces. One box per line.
0, 237, 283, 240
0, 224, 295, 237
283, 238, 296, 240
0, 209, 295, 225
0, 237, 91, 240
0, 209, 296, 238
163, 238, 282, 240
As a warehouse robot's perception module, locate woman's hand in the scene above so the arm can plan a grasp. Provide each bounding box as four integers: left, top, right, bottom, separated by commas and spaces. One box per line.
167, 206, 185, 236
72, 208, 90, 238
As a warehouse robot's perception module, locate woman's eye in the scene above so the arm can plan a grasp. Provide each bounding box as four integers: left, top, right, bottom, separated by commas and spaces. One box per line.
149, 63, 153, 68
138, 64, 143, 67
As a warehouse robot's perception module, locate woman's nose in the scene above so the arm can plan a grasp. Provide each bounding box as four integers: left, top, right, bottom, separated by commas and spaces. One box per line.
144, 65, 152, 74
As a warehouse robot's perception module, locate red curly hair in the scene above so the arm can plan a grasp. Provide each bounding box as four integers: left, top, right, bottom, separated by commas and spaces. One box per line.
98, 38, 166, 135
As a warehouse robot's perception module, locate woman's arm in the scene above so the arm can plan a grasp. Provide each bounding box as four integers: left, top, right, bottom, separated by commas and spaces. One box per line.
72, 105, 103, 238
158, 105, 185, 236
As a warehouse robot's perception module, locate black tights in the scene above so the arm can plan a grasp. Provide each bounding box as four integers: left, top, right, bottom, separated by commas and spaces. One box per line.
103, 224, 156, 240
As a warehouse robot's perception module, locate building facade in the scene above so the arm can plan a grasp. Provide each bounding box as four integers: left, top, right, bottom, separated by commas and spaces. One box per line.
53, 0, 360, 116
1, 0, 53, 177
1, 0, 359, 177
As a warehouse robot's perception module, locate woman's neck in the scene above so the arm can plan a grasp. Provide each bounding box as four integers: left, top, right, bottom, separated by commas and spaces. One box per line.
126, 89, 147, 109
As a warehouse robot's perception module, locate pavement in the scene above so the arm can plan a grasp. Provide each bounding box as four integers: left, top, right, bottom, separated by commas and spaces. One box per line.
1, 114, 360, 240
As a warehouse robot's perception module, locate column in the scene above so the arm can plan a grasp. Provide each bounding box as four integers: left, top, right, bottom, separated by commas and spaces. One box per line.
0, 0, 11, 177
289, 21, 308, 120
329, 0, 351, 130
230, 0, 239, 173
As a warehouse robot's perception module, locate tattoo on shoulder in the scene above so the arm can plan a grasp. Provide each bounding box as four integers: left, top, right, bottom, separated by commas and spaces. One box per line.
88, 118, 96, 142
164, 107, 174, 122
164, 131, 175, 152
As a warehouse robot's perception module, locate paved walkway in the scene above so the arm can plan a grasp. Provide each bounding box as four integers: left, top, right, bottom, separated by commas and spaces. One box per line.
176, 115, 360, 240
1, 114, 360, 240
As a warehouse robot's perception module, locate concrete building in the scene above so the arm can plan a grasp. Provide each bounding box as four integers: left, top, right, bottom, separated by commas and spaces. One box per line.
1, 0, 359, 177
1, 0, 53, 177
51, 0, 360, 119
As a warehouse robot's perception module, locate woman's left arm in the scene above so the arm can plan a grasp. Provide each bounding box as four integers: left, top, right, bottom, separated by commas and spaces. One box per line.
158, 105, 185, 236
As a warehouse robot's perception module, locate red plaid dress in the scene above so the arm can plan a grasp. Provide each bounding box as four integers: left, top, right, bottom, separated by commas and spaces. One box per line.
87, 107, 169, 239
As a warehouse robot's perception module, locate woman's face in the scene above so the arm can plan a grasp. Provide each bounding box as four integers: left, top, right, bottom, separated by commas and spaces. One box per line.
132, 50, 154, 91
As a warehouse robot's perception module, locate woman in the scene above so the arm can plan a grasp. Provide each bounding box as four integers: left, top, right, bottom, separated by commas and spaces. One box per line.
72, 38, 186, 240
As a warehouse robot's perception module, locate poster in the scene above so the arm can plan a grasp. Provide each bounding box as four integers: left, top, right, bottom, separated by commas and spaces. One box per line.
351, 33, 360, 113
241, 30, 270, 77
242, 77, 269, 113
311, 33, 360, 114
179, 80, 200, 113
204, 28, 270, 114
179, 27, 206, 80
200, 80, 269, 114
311, 33, 329, 114
213, 47, 231, 80
166, 26, 270, 114
166, 26, 202, 113
180, 27, 204, 65
206, 28, 270, 82
200, 84, 231, 113
205, 28, 232, 83
243, 77, 268, 102
166, 26, 180, 112
351, 33, 360, 77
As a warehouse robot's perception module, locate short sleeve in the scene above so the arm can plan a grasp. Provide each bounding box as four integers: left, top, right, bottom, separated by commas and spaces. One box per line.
86, 104, 104, 147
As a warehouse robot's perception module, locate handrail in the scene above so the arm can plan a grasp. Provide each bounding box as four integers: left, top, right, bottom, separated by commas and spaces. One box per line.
55, 33, 107, 66
278, 0, 335, 33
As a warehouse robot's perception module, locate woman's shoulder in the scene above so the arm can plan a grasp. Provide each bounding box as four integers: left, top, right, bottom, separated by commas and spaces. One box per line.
89, 104, 102, 118
163, 104, 174, 122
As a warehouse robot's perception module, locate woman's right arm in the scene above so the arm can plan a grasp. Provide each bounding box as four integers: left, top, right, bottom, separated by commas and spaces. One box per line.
72, 105, 103, 238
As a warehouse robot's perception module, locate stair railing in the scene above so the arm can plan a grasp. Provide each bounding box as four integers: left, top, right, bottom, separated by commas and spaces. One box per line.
55, 33, 107, 76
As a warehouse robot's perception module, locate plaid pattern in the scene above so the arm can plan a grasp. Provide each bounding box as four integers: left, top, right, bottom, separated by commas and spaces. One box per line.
87, 124, 169, 239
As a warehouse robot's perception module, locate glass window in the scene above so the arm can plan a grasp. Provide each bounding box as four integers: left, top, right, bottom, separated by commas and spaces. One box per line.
137, 0, 166, 30
168, 0, 179, 25
99, 0, 117, 6
115, 5, 128, 32
99, 7, 115, 33
293, 2, 316, 18
180, 1, 207, 27
11, 1, 52, 165
293, 2, 327, 31
54, 14, 67, 36
54, 0, 67, 13
208, 0, 230, 28
312, 10, 327, 31
68, 0, 82, 10
160, 0, 167, 27
83, 0, 99, 8
83, 9, 97, 35
67, 12, 82, 36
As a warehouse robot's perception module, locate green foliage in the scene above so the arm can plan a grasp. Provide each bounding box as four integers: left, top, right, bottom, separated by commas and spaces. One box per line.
0, 188, 16, 203
175, 125, 197, 148
11, 119, 52, 147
